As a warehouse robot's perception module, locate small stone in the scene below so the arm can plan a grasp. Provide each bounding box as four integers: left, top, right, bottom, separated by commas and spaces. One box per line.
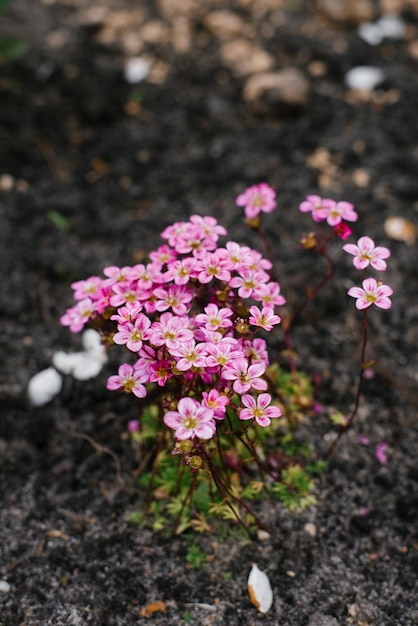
352, 168, 370, 187
140, 20, 170, 45
377, 13, 405, 39
243, 68, 311, 113
304, 522, 317, 537
220, 39, 274, 77
124, 57, 149, 84
257, 529, 271, 541
318, 0, 374, 24
204, 11, 250, 39
0, 174, 14, 191
0, 581, 11, 594
345, 66, 384, 90
308, 613, 340, 626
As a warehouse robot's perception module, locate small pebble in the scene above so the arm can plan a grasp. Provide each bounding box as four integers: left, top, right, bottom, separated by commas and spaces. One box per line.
0, 174, 14, 191
358, 14, 405, 46
304, 522, 317, 537
124, 57, 149, 84
345, 66, 384, 90
0, 581, 11, 594
257, 530, 271, 541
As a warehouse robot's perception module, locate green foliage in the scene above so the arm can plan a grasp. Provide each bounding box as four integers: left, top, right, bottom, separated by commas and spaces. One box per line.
182, 611, 193, 623
126, 358, 323, 534
47, 210, 70, 232
185, 544, 206, 569
272, 465, 317, 511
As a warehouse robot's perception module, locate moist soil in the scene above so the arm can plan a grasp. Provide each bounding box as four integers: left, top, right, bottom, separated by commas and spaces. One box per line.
1, 1, 418, 624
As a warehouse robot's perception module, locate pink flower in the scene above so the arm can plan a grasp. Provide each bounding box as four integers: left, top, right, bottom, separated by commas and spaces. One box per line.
106, 363, 147, 398
110, 303, 143, 324
195, 304, 233, 331
148, 358, 173, 386
299, 195, 334, 222
130, 263, 164, 290
241, 338, 268, 364
149, 244, 177, 267
71, 276, 104, 301
109, 283, 144, 308
202, 390, 229, 419
103, 265, 134, 286
229, 269, 269, 298
169, 340, 207, 371
348, 278, 393, 310
375, 441, 389, 465
239, 393, 282, 426
164, 257, 197, 285
60, 298, 95, 332
153, 284, 194, 315
194, 249, 233, 284
205, 339, 243, 369
128, 420, 139, 433
253, 281, 286, 307
235, 183, 277, 219
222, 357, 267, 394
249, 305, 281, 331
343, 236, 391, 271
149, 312, 194, 349
326, 200, 358, 227
113, 314, 151, 352
163, 397, 216, 440
189, 214, 227, 241
334, 223, 352, 240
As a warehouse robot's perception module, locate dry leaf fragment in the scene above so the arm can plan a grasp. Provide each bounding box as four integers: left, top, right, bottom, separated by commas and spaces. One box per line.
247, 563, 273, 614
140, 600, 166, 618
384, 216, 417, 245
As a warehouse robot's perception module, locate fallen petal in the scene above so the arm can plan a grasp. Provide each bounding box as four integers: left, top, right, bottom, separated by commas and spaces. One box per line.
247, 563, 273, 614
28, 367, 62, 406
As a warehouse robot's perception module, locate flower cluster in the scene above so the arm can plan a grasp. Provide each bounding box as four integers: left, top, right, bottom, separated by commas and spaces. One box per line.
61, 212, 284, 444
298, 194, 393, 311
299, 194, 358, 240
344, 236, 392, 310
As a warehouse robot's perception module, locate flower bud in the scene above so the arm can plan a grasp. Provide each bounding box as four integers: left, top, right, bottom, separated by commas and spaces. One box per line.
187, 455, 203, 470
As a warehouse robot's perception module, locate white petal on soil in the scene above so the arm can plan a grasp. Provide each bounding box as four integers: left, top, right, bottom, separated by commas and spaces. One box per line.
124, 57, 149, 84
0, 580, 11, 593
358, 23, 384, 46
52, 351, 103, 381
27, 367, 63, 406
53, 330, 107, 380
345, 66, 384, 90
247, 563, 273, 614
358, 15, 404, 46
81, 329, 108, 364
377, 14, 405, 40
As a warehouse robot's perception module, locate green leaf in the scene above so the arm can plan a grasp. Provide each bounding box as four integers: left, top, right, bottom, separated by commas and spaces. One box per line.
330, 411, 347, 427
0, 37, 27, 60
47, 210, 70, 231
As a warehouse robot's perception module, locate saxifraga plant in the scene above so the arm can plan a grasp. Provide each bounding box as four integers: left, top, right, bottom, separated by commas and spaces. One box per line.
61, 184, 392, 534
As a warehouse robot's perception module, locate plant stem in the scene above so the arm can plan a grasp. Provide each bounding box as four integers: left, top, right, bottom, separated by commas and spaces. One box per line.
325, 309, 368, 458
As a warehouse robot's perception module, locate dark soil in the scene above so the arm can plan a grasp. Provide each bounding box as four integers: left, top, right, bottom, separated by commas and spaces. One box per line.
1, 1, 418, 624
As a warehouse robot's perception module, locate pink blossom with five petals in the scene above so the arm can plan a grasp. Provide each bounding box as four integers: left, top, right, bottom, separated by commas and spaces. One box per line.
347, 278, 393, 310
343, 236, 391, 271
163, 397, 216, 440
239, 393, 282, 426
